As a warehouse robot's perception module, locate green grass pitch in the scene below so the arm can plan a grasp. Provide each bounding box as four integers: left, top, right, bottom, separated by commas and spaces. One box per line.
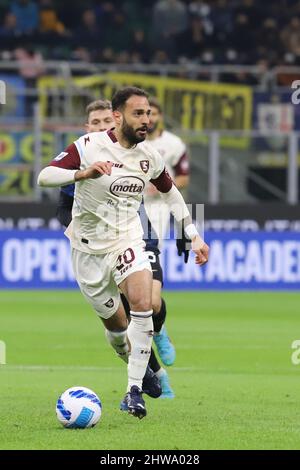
1, 290, 300, 450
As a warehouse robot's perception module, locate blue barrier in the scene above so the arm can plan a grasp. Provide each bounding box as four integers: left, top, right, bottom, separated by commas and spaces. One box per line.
0, 230, 299, 290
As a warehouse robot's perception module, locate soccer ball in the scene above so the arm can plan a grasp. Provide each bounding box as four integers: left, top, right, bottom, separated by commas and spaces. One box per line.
56, 386, 102, 429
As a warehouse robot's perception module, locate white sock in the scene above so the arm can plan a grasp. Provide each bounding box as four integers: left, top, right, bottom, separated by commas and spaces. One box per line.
105, 329, 129, 363
127, 310, 153, 392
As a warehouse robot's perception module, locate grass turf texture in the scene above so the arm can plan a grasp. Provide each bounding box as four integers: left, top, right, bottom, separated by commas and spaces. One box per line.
1, 291, 300, 450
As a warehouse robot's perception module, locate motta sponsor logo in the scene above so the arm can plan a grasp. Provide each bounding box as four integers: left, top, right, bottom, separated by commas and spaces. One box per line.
110, 176, 145, 196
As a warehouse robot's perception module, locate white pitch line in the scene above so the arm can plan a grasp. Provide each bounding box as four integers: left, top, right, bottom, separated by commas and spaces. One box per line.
1, 365, 200, 372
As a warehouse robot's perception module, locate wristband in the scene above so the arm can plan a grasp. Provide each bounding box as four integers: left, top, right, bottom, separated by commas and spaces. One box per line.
184, 223, 198, 240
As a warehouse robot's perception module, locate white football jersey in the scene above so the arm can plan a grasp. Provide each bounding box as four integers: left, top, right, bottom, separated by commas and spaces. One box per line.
51, 130, 166, 254
143, 131, 189, 245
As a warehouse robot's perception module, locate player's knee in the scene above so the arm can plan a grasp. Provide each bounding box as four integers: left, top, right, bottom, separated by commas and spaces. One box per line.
130, 298, 152, 313
101, 306, 128, 331
115, 318, 128, 331
104, 318, 127, 331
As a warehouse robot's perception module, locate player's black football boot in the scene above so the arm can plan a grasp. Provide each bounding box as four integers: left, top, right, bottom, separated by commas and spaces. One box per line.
127, 385, 147, 419
142, 365, 162, 398
119, 366, 162, 413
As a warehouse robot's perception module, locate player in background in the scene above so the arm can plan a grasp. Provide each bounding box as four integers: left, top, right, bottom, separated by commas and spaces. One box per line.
144, 96, 190, 244
143, 97, 190, 376
38, 86, 209, 419
56, 100, 115, 228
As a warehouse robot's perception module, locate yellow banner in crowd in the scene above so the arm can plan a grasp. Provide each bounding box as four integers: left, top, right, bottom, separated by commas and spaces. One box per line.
38, 73, 252, 147
106, 73, 252, 132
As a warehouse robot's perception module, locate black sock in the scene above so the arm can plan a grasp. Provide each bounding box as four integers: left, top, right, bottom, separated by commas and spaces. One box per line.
149, 347, 161, 373
153, 298, 167, 333
120, 293, 131, 321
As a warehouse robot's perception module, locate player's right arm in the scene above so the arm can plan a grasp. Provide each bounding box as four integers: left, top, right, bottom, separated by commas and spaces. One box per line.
75, 162, 113, 180
37, 142, 112, 187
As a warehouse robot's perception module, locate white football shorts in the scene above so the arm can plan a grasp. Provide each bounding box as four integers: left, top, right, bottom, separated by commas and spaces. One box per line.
71, 241, 152, 319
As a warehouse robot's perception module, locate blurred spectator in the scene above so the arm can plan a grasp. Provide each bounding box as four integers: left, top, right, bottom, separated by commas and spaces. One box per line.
14, 45, 44, 115
128, 29, 150, 63
212, 0, 234, 32
99, 2, 117, 29
14, 45, 44, 79
188, 0, 213, 34
71, 47, 92, 63
152, 0, 188, 56
100, 47, 116, 64
152, 0, 188, 36
257, 18, 282, 64
0, 12, 20, 54
0, 12, 19, 37
0, 12, 17, 35
10, 0, 38, 35
235, 0, 264, 29
73, 9, 102, 52
177, 16, 210, 60
39, 0, 66, 35
229, 13, 255, 58
115, 50, 131, 65
201, 49, 215, 65
292, 0, 300, 17
259, 18, 280, 50
103, 12, 130, 53
123, 0, 149, 31
281, 17, 300, 57
151, 49, 170, 64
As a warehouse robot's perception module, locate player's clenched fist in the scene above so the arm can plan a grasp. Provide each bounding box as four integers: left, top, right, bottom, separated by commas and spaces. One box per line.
191, 235, 209, 266
75, 161, 113, 181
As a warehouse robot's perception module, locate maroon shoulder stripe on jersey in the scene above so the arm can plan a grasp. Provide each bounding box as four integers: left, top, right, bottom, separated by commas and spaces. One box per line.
174, 152, 190, 176
50, 143, 81, 170
150, 168, 173, 193
107, 129, 118, 143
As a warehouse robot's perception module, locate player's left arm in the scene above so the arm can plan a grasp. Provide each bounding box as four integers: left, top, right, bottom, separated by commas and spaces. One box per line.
150, 168, 209, 266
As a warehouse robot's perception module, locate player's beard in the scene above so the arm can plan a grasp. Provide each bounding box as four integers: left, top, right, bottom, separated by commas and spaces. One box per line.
122, 118, 148, 145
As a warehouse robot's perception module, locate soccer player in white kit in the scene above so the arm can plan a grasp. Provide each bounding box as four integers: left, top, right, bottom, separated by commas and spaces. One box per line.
38, 87, 209, 419
56, 98, 175, 400
143, 97, 190, 382
144, 96, 190, 246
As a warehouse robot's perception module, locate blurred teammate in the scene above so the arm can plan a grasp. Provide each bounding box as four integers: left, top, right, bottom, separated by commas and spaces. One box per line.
56, 98, 176, 400
38, 86, 209, 419
56, 99, 114, 227
144, 96, 190, 244
144, 97, 190, 375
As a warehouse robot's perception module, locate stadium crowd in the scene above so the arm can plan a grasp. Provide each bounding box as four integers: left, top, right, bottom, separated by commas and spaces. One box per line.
0, 0, 299, 82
